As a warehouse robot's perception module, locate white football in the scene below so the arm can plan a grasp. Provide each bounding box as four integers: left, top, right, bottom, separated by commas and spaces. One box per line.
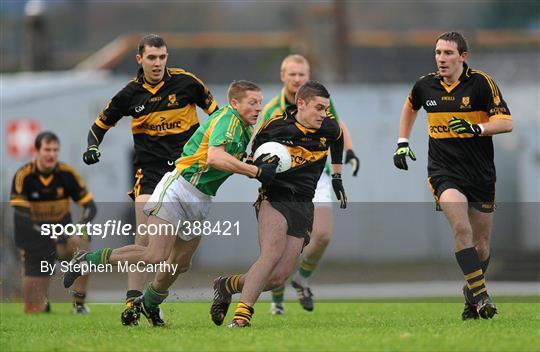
253, 141, 291, 173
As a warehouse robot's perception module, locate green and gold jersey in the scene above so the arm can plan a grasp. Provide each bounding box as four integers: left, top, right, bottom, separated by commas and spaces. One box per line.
260, 88, 341, 174
408, 63, 512, 185
175, 104, 253, 196
95, 67, 218, 164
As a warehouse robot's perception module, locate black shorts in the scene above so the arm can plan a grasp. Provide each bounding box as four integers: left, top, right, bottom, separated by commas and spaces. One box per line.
15, 227, 56, 277
128, 160, 176, 200
254, 188, 314, 246
428, 175, 496, 213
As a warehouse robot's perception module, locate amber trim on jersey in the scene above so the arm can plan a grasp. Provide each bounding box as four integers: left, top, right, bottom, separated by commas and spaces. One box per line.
286, 145, 329, 168
489, 113, 513, 121
76, 193, 94, 205
471, 70, 501, 105
14, 163, 33, 194
29, 198, 70, 222
10, 198, 30, 207
142, 81, 165, 95
131, 107, 199, 136
58, 163, 86, 188
39, 174, 53, 187
294, 122, 318, 135
95, 117, 113, 130
439, 80, 461, 94
427, 111, 489, 139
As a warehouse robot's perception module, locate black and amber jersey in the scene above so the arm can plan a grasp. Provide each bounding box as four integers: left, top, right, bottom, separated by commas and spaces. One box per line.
10, 161, 93, 224
408, 63, 512, 185
253, 106, 343, 200
95, 67, 218, 164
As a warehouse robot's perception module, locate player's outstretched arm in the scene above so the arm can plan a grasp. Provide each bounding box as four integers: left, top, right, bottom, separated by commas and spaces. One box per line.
393, 102, 419, 171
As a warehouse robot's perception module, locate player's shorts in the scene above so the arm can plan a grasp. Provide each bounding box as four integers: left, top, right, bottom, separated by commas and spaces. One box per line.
254, 187, 314, 247
15, 226, 55, 277
312, 172, 333, 208
143, 170, 212, 241
128, 159, 176, 200
428, 175, 496, 213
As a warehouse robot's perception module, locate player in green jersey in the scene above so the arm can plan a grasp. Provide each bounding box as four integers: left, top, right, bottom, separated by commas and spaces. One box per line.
63, 80, 279, 326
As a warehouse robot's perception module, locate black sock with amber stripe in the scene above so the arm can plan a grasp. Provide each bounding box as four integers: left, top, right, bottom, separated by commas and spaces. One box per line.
455, 247, 488, 303
221, 275, 244, 295
233, 302, 254, 323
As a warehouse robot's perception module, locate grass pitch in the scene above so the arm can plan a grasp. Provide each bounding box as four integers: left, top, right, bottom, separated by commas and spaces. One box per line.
1, 300, 539, 351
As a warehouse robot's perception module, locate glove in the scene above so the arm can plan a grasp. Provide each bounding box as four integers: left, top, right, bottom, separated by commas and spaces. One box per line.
253, 153, 280, 185
344, 149, 360, 176
393, 142, 416, 170
331, 173, 347, 209
449, 117, 482, 136
83, 145, 101, 165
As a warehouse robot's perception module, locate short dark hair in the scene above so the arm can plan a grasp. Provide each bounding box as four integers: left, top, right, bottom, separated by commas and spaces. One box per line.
295, 80, 330, 104
437, 31, 468, 54
35, 131, 59, 150
138, 34, 167, 56
227, 80, 261, 102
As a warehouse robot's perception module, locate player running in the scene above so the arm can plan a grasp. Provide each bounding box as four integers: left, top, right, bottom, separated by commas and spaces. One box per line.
80, 34, 218, 325
211, 80, 347, 328
393, 32, 512, 320
261, 54, 359, 315
63, 80, 279, 326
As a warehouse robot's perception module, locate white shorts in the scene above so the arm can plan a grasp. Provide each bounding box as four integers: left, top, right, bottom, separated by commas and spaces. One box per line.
143, 170, 212, 241
313, 172, 333, 208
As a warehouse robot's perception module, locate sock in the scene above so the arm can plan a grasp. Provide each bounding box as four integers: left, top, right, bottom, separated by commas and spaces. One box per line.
72, 291, 86, 305
271, 285, 285, 304
298, 256, 318, 279
126, 290, 142, 304
233, 302, 254, 323
84, 248, 112, 266
481, 256, 490, 275
222, 275, 243, 295
455, 247, 488, 303
143, 283, 168, 311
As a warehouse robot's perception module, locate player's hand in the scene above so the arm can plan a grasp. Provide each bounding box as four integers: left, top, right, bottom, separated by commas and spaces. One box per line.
344, 149, 360, 176
449, 117, 482, 136
393, 142, 416, 170
254, 153, 280, 185
83, 145, 101, 165
331, 173, 347, 209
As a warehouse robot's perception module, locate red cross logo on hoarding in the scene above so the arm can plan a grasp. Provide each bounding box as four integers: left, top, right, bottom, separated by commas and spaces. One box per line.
6, 119, 40, 158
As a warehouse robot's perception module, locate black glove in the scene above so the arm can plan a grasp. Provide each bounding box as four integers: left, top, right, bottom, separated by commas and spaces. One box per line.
448, 117, 482, 136
253, 153, 280, 185
331, 173, 347, 209
393, 142, 416, 170
83, 145, 101, 165
344, 149, 360, 176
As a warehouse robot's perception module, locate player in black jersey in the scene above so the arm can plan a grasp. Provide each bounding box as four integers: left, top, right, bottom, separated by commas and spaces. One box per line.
393, 32, 512, 320
210, 81, 347, 328
81, 34, 218, 325
10, 132, 97, 314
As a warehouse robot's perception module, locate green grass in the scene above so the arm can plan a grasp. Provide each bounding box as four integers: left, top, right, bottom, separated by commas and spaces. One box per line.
1, 301, 539, 352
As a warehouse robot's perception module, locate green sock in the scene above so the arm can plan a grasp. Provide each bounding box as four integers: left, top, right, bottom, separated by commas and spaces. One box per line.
84, 248, 112, 266
298, 257, 318, 278
272, 285, 285, 304
143, 284, 168, 311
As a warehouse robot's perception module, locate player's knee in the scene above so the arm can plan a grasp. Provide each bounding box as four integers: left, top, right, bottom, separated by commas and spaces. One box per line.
176, 259, 192, 274
266, 274, 287, 290
311, 232, 331, 249
142, 250, 168, 264
475, 238, 490, 258
452, 221, 472, 239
